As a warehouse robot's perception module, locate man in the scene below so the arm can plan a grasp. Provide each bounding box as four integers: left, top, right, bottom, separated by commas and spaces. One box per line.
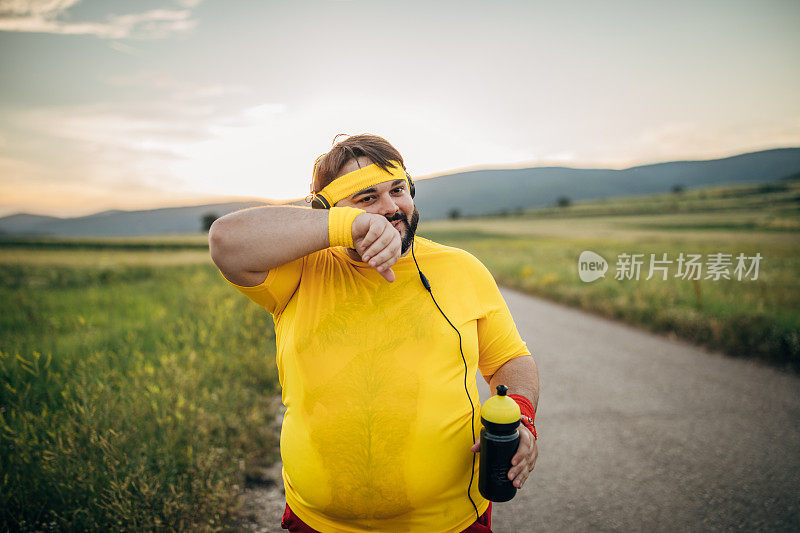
209, 134, 539, 532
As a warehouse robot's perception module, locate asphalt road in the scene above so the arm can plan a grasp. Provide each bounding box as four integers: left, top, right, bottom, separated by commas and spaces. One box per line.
483, 288, 800, 532
243, 288, 800, 532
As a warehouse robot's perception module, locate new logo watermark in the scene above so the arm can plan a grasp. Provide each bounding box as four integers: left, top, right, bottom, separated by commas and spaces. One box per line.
578, 250, 608, 282
578, 251, 762, 282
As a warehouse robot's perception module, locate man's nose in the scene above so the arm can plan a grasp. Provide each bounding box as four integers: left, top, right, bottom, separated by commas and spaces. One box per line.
374, 193, 399, 217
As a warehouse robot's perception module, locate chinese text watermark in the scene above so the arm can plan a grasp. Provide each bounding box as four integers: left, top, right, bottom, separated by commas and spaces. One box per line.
578, 251, 762, 282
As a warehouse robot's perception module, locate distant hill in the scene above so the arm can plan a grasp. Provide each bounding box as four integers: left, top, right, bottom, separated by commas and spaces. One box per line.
0, 201, 282, 237
413, 147, 800, 219
1, 147, 798, 237
0, 213, 65, 234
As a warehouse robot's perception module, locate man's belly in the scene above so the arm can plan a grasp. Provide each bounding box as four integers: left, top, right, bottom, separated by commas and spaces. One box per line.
276, 285, 483, 524
280, 387, 478, 521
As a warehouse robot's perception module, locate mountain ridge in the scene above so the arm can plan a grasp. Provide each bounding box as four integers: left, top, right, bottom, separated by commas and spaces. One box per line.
2, 147, 799, 236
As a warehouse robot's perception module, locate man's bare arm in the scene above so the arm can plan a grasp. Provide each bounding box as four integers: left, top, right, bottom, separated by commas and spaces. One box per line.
472, 355, 540, 489
208, 206, 330, 287
486, 355, 539, 411
208, 206, 403, 286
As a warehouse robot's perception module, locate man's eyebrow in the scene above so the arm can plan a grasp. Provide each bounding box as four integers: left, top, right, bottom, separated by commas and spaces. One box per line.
352, 180, 406, 198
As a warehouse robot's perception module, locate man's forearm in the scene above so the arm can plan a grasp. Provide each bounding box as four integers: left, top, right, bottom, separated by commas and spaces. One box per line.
482, 354, 540, 489
208, 206, 329, 277
487, 355, 539, 410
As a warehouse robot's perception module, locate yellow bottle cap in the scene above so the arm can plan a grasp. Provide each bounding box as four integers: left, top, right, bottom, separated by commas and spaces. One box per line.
480, 385, 521, 424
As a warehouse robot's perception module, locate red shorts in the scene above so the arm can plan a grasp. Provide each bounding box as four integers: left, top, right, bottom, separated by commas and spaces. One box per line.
281, 502, 492, 532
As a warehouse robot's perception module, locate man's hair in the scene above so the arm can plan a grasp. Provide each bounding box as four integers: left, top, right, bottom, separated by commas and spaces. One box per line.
312, 134, 405, 192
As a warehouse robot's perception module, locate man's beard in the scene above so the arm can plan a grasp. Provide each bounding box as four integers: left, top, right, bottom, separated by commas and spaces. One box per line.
387, 208, 420, 255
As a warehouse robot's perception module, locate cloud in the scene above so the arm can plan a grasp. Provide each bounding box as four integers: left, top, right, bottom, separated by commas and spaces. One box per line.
17, 102, 216, 160
0, 0, 197, 39
0, 154, 45, 183
166, 98, 540, 200
102, 70, 251, 100
1, 67, 279, 204
0, 152, 210, 217
1, 99, 216, 215
109, 41, 139, 55
0, 0, 81, 17
628, 117, 800, 166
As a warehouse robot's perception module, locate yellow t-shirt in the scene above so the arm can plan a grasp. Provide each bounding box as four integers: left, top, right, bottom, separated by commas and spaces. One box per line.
225, 236, 531, 532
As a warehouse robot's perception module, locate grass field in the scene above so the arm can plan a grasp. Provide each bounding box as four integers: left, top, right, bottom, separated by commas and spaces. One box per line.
1, 259, 279, 531
1, 178, 798, 529
419, 178, 800, 370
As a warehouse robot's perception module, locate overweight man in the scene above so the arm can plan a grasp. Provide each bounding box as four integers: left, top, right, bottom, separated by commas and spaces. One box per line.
209, 134, 539, 532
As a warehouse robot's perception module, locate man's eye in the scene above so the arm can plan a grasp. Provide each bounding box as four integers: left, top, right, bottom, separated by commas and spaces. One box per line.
392, 187, 404, 193
359, 196, 374, 203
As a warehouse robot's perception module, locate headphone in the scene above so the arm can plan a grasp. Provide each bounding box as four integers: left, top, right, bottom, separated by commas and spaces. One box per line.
309, 157, 479, 521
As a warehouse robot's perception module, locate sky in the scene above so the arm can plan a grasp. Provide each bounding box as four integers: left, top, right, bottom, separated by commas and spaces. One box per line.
0, 0, 799, 217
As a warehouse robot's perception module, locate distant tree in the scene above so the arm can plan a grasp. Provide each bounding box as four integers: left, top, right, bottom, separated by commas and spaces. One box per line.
448, 208, 461, 220
671, 184, 685, 194
781, 171, 800, 182
556, 196, 571, 208
201, 212, 219, 232
758, 182, 788, 194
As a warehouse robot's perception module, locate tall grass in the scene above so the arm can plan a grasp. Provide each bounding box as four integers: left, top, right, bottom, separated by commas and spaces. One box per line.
1, 263, 279, 531
420, 214, 800, 371
419, 179, 800, 370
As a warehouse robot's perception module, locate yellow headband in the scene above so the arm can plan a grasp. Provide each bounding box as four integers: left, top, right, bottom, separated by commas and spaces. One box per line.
313, 161, 408, 207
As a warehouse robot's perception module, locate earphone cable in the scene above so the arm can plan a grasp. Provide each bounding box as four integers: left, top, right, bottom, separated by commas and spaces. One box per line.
411, 238, 480, 522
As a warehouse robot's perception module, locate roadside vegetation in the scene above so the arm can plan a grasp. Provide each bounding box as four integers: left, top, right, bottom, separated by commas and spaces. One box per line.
1, 258, 279, 530
420, 178, 800, 371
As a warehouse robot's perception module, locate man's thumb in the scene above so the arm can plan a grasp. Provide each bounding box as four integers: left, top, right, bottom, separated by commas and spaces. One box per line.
470, 437, 481, 453
379, 267, 396, 283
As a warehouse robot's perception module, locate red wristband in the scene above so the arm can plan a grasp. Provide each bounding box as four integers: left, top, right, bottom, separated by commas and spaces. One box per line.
509, 394, 537, 440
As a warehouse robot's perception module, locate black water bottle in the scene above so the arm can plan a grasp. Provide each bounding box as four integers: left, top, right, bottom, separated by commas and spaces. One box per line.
478, 385, 521, 502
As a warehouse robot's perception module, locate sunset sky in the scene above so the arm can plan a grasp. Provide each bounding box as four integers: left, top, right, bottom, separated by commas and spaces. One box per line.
1, 0, 799, 217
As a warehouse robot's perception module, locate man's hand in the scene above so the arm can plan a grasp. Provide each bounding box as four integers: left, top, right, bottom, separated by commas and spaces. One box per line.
470, 424, 539, 489
351, 213, 402, 282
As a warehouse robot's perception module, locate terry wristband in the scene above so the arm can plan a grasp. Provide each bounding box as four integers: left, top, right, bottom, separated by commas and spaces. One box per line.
509, 393, 537, 440
328, 206, 366, 248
